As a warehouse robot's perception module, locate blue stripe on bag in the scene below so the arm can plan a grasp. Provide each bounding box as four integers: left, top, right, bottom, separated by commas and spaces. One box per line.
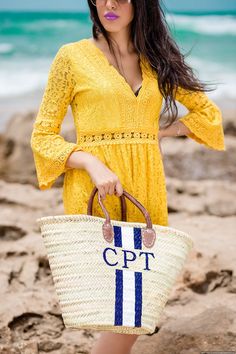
135, 271, 142, 326
114, 225, 122, 247
115, 269, 123, 325
134, 227, 142, 250
114, 226, 143, 327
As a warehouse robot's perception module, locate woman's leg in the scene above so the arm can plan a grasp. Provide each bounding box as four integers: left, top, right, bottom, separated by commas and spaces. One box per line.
90, 332, 139, 354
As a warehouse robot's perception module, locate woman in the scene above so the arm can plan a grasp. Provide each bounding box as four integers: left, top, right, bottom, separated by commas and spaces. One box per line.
30, 0, 225, 353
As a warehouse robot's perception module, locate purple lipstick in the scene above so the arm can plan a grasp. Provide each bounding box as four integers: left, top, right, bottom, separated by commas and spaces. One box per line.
104, 12, 119, 21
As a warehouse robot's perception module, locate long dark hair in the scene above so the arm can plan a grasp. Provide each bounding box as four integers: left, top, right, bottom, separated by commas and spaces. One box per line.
87, 0, 214, 126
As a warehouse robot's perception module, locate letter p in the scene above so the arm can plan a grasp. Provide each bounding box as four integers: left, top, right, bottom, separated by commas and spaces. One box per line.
122, 250, 136, 269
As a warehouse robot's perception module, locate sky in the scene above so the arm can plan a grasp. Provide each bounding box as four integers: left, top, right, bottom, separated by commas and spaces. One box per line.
0, 0, 236, 12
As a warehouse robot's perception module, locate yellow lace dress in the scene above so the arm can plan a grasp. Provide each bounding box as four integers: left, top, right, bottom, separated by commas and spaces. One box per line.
30, 38, 226, 226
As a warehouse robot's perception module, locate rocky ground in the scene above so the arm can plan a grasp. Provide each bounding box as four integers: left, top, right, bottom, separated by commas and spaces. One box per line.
0, 110, 235, 354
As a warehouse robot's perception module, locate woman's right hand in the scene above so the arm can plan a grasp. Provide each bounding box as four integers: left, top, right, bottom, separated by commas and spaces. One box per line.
84, 154, 124, 200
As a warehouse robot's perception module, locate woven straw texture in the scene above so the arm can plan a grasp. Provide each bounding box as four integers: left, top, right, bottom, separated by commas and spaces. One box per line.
37, 214, 193, 335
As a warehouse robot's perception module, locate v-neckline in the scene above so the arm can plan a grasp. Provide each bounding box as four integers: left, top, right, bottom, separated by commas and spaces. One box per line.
83, 38, 147, 100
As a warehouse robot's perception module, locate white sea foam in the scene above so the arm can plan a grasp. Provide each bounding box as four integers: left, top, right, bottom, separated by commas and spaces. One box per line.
21, 19, 80, 32
0, 43, 14, 54
167, 14, 236, 35
186, 56, 236, 100
0, 59, 50, 98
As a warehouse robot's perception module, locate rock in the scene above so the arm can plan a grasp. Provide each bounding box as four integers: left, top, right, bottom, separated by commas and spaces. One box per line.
221, 109, 236, 136
167, 178, 236, 216
162, 135, 236, 181
0, 225, 26, 241
0, 179, 64, 236
169, 213, 236, 272
0, 342, 39, 354
152, 306, 236, 354
132, 299, 236, 354
227, 276, 236, 294
0, 112, 37, 185
38, 340, 62, 352
0, 110, 75, 187
16, 342, 38, 354
205, 182, 236, 216
0, 179, 62, 211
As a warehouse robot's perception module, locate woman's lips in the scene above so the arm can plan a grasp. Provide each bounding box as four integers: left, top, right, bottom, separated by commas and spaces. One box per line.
105, 17, 119, 20
104, 14, 119, 20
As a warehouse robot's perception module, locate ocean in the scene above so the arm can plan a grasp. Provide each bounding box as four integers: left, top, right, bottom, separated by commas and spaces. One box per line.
0, 10, 235, 126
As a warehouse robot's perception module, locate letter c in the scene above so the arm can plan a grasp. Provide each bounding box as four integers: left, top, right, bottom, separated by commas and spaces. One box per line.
103, 247, 118, 267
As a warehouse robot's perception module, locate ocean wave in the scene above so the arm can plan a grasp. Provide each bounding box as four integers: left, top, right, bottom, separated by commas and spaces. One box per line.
0, 43, 14, 54
186, 56, 236, 100
0, 19, 83, 35
0, 59, 50, 98
21, 19, 77, 31
167, 14, 236, 35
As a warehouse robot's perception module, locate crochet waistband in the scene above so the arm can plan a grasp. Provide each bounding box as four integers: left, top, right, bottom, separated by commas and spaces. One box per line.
77, 130, 158, 147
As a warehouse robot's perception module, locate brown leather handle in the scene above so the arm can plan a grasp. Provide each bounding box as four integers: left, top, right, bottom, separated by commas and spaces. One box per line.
87, 186, 156, 248
87, 186, 127, 221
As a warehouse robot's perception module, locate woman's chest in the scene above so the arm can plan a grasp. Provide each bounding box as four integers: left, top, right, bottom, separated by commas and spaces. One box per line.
69, 41, 163, 129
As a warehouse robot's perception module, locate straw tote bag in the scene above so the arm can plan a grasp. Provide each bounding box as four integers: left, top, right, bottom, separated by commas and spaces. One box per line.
36, 186, 194, 335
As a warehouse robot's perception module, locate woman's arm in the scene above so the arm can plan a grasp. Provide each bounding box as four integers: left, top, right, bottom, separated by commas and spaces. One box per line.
30, 45, 84, 190
157, 87, 226, 157
65, 150, 93, 170
158, 120, 191, 139
172, 87, 225, 150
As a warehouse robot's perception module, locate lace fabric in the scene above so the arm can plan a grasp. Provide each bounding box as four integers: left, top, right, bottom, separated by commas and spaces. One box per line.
78, 130, 158, 146
175, 86, 226, 150
30, 38, 226, 225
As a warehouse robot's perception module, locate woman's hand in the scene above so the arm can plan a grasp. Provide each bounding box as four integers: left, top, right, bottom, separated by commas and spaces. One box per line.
84, 154, 123, 200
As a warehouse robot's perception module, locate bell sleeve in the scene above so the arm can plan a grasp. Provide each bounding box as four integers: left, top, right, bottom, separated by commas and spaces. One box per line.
30, 45, 83, 190
175, 86, 226, 151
